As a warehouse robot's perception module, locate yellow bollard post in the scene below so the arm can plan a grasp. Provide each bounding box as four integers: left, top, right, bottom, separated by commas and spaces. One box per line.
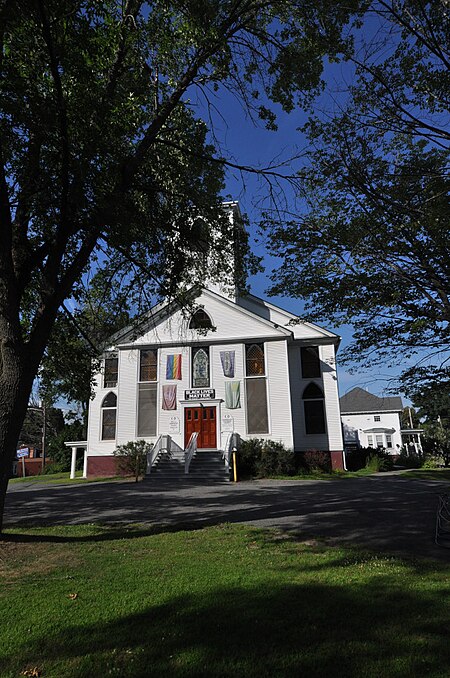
232, 449, 238, 483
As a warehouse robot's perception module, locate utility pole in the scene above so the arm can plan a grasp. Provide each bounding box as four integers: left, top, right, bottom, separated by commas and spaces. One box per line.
41, 400, 46, 472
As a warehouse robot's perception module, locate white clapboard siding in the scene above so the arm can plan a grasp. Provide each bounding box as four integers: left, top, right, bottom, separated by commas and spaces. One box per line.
321, 344, 343, 450
287, 344, 331, 451
130, 290, 289, 346
116, 349, 139, 445
238, 295, 337, 341
263, 340, 294, 448
87, 370, 118, 457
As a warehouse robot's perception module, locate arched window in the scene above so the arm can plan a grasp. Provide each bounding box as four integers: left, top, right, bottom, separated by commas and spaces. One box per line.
192, 347, 209, 387
101, 392, 117, 440
189, 309, 213, 330
302, 383, 326, 435
245, 343, 265, 376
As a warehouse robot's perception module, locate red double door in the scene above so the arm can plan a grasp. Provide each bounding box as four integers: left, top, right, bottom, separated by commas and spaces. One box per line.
184, 407, 217, 449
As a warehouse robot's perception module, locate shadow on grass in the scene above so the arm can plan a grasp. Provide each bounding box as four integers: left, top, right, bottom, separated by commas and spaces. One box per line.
4, 580, 450, 678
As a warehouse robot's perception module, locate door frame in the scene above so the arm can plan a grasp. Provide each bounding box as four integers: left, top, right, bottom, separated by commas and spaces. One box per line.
180, 398, 223, 450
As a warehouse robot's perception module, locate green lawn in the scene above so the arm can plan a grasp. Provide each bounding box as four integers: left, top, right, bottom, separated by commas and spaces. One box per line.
267, 468, 377, 480
1, 524, 450, 677
400, 469, 450, 481
9, 471, 126, 486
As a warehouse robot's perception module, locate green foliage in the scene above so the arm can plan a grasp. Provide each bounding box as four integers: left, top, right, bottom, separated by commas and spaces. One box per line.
265, 1, 450, 385
113, 440, 151, 481
238, 438, 296, 478
346, 447, 393, 472
365, 453, 394, 473
396, 452, 422, 469
45, 420, 85, 471
19, 407, 65, 449
301, 449, 332, 473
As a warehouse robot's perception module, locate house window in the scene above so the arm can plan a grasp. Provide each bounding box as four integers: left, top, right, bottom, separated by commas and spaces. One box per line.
302, 383, 326, 435
301, 346, 321, 378
103, 354, 118, 388
374, 415, 381, 422
192, 347, 209, 387
367, 435, 374, 447
245, 343, 265, 376
375, 434, 383, 448
386, 434, 393, 449
246, 377, 269, 434
140, 349, 157, 382
189, 309, 213, 330
137, 384, 157, 437
101, 392, 117, 440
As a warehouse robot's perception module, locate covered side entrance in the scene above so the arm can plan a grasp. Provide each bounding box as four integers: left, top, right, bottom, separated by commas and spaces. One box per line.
185, 406, 217, 449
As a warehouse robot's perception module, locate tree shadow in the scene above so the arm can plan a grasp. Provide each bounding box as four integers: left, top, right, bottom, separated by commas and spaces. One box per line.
3, 579, 450, 677
4, 476, 450, 560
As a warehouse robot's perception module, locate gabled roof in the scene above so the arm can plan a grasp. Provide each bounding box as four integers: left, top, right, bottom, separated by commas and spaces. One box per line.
237, 292, 340, 344
340, 387, 403, 414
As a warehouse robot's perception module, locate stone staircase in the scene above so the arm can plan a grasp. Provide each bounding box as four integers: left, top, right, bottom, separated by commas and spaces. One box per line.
146, 449, 230, 484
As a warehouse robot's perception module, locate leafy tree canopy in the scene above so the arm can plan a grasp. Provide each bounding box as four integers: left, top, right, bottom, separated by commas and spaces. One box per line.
265, 0, 449, 385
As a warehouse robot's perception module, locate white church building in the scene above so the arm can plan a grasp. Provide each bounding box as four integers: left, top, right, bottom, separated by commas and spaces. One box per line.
80, 203, 345, 479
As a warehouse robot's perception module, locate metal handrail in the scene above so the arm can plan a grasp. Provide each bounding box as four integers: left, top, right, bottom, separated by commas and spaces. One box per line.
184, 432, 199, 474
146, 434, 172, 474
222, 432, 238, 471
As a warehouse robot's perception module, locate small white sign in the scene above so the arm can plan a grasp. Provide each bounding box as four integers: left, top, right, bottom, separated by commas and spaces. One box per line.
16, 448, 29, 458
168, 416, 180, 434
222, 414, 234, 432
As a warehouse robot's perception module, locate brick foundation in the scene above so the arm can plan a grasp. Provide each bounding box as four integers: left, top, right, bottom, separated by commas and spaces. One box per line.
87, 456, 121, 478
330, 450, 345, 471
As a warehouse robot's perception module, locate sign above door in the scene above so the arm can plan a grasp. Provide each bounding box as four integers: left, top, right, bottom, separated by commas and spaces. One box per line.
185, 388, 215, 400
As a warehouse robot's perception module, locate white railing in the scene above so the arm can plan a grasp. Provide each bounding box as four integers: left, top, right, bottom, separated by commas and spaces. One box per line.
222, 432, 238, 471
147, 434, 171, 474
184, 432, 199, 474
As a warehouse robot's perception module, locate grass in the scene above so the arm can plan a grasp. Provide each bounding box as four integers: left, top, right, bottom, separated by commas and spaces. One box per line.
400, 468, 450, 482
266, 468, 377, 480
1, 524, 450, 678
9, 471, 127, 486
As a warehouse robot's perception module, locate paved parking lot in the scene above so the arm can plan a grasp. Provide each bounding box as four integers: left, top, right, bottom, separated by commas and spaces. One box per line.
5, 475, 450, 560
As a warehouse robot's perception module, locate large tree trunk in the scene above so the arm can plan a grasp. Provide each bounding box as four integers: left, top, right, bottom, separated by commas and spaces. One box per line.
0, 351, 39, 534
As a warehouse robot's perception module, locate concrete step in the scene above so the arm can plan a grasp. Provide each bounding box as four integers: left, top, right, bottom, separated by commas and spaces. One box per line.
146, 449, 229, 483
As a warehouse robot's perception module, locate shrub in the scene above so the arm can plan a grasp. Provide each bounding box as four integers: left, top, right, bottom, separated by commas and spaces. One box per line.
301, 449, 331, 473
365, 452, 394, 472
395, 452, 421, 469
237, 439, 296, 478
238, 438, 263, 478
113, 440, 152, 482
43, 461, 69, 475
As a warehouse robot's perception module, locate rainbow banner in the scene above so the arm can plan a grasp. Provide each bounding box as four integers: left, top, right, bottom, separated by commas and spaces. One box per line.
166, 354, 182, 380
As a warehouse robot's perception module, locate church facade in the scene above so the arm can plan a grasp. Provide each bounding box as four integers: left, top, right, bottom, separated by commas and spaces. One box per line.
84, 205, 344, 477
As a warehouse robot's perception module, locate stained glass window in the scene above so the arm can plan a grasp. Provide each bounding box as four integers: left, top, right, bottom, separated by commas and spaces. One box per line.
140, 349, 157, 382
192, 347, 209, 387
245, 344, 265, 376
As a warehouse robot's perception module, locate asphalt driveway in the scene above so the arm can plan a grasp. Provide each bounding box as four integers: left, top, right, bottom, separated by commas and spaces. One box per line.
4, 475, 450, 561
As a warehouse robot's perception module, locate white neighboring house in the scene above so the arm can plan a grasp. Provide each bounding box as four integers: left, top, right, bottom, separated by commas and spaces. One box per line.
340, 387, 404, 454
76, 203, 345, 480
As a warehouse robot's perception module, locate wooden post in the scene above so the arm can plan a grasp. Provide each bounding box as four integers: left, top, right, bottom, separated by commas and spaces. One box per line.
232, 449, 238, 483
